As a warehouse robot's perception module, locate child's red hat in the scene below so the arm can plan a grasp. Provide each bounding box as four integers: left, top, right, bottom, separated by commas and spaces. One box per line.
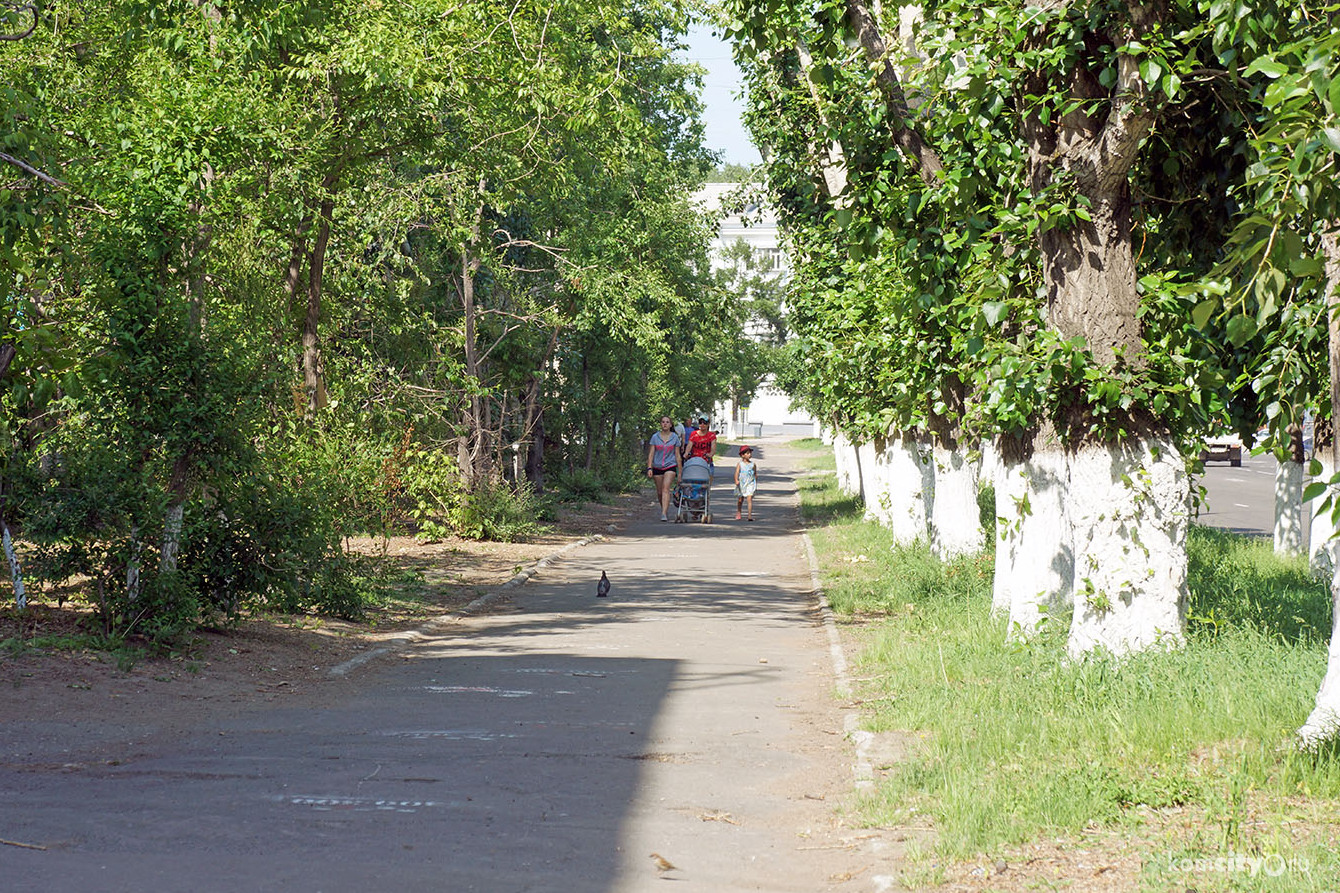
739, 445, 753, 455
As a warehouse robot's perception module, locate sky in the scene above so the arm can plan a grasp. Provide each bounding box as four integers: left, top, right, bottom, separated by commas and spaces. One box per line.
682, 23, 762, 167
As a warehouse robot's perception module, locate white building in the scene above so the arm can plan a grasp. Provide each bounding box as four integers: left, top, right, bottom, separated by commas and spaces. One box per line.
692, 183, 819, 439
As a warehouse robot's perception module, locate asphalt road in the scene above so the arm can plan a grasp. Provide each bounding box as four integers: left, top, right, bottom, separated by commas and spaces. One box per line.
1196, 449, 1287, 539
2, 444, 869, 893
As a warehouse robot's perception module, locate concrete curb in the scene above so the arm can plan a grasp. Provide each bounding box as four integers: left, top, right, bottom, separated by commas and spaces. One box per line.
801, 533, 875, 794
328, 534, 607, 678
797, 460, 896, 892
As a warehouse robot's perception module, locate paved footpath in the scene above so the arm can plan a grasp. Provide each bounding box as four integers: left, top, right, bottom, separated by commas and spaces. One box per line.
4, 442, 883, 892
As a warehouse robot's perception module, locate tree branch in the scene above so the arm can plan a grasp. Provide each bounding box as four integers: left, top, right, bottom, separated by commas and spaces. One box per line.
0, 2, 36, 41
0, 151, 65, 187
843, 0, 944, 185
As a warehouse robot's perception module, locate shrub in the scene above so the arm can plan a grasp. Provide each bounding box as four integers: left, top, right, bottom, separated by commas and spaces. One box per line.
401, 448, 466, 541
552, 467, 605, 503
451, 481, 548, 542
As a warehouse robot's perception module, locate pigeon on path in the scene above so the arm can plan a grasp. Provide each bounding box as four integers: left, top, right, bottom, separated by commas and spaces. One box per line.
597, 571, 610, 598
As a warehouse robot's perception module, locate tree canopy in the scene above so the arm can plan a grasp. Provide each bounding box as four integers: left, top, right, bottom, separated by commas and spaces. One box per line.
0, 0, 752, 635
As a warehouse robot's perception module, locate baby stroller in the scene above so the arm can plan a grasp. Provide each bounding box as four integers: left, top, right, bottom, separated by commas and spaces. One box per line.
674, 457, 713, 523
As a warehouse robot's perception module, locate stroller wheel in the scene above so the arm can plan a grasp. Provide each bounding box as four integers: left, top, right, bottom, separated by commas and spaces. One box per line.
704, 513, 712, 524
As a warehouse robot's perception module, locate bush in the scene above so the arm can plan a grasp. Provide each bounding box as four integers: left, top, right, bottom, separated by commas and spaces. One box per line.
178, 467, 376, 621
445, 481, 545, 542
401, 448, 466, 540
552, 467, 606, 503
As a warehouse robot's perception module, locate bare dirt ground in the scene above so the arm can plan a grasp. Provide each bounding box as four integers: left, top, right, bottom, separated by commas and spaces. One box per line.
0, 493, 641, 736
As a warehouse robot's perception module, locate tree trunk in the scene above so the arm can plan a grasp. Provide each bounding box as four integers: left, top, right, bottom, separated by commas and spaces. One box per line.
1298, 229, 1340, 747
862, 434, 932, 546
1310, 418, 1338, 579
301, 195, 334, 418
2, 514, 25, 610
164, 204, 211, 575
833, 431, 861, 496
459, 241, 484, 488
161, 457, 191, 575
856, 439, 881, 522
795, 39, 850, 201
929, 443, 984, 560
1037, 180, 1143, 367
526, 402, 546, 491
161, 503, 185, 574
520, 327, 559, 491
126, 524, 142, 602
997, 442, 1074, 636
581, 354, 595, 472
284, 216, 313, 323
1274, 423, 1305, 556
842, 0, 944, 185
1065, 436, 1189, 657
1022, 3, 1185, 657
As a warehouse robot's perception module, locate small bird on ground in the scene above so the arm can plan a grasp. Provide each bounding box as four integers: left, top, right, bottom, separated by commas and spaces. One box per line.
597, 571, 610, 598
649, 852, 679, 874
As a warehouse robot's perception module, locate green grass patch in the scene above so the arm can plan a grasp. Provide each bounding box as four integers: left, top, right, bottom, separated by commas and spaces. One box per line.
788, 436, 837, 473
797, 470, 863, 529
799, 464, 1340, 882
2, 629, 148, 671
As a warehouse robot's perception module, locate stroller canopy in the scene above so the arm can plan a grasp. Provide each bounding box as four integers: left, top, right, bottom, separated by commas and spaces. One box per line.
681, 456, 712, 483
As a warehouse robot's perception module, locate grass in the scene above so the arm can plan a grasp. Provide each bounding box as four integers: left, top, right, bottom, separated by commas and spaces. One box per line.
789, 440, 1340, 888
1, 629, 149, 671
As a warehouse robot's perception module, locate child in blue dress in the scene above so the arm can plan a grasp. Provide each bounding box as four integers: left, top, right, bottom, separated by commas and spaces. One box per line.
734, 445, 757, 521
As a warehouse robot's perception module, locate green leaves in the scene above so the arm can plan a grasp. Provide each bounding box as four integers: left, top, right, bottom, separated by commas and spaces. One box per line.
1244, 56, 1290, 79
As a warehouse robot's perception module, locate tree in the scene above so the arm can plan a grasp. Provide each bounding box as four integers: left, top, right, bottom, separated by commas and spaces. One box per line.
1198, 0, 1340, 745
1, 0, 740, 631
723, 0, 1274, 654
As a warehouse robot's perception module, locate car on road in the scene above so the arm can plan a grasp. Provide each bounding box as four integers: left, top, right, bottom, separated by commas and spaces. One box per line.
1199, 432, 1243, 467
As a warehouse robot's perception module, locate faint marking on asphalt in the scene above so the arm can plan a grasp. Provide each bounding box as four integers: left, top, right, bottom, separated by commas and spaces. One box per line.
421, 685, 533, 697
282, 795, 449, 812
380, 730, 519, 740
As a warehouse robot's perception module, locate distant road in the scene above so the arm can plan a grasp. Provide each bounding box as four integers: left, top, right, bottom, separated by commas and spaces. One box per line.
1196, 450, 1280, 539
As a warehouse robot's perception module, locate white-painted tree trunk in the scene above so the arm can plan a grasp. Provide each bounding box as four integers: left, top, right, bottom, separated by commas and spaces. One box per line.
929, 444, 984, 559
880, 435, 932, 546
1299, 229, 1340, 747
126, 525, 142, 601
834, 432, 861, 496
161, 502, 185, 574
1298, 562, 1340, 747
1310, 453, 1340, 579
997, 449, 1073, 634
1066, 436, 1190, 658
1275, 456, 1305, 557
3, 521, 25, 610
862, 439, 884, 522
980, 440, 1001, 490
